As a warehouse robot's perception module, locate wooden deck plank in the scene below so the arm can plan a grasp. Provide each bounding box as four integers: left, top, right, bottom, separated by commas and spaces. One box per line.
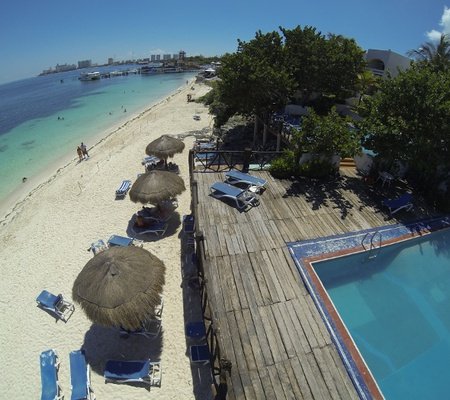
193, 169, 410, 399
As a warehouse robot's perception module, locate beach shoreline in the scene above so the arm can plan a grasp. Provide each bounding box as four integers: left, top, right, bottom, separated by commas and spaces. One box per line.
0, 78, 198, 225
0, 80, 214, 399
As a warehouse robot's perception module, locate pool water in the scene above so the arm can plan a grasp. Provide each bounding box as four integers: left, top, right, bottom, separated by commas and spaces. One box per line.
313, 228, 450, 399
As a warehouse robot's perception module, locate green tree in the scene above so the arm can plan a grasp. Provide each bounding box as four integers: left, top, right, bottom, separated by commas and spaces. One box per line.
294, 107, 362, 160
215, 31, 294, 124
359, 64, 450, 188
356, 69, 381, 105
282, 26, 365, 105
407, 33, 450, 71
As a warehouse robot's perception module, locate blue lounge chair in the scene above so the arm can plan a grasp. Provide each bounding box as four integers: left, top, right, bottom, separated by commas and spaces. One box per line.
131, 221, 168, 237
40, 349, 63, 400
104, 359, 162, 387
115, 180, 131, 199
183, 215, 195, 233
107, 235, 135, 247
70, 350, 95, 400
141, 155, 160, 166
210, 182, 259, 210
190, 344, 210, 364
185, 321, 206, 339
225, 170, 267, 193
36, 290, 75, 322
120, 319, 162, 339
382, 193, 413, 215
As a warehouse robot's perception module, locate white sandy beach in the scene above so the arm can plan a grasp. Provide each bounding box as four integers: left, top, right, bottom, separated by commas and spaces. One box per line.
0, 82, 214, 399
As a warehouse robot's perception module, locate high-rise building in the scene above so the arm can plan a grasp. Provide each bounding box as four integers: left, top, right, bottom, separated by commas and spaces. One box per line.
78, 60, 92, 69
163, 54, 171, 60
156, 55, 161, 61
173, 54, 179, 60
151, 55, 156, 62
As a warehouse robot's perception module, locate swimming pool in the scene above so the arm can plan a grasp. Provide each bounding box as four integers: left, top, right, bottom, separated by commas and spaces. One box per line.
288, 219, 450, 400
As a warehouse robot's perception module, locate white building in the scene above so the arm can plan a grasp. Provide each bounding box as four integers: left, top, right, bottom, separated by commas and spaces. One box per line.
365, 49, 411, 78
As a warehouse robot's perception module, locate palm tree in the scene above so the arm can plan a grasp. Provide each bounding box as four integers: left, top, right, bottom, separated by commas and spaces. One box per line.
408, 33, 450, 71
356, 70, 381, 105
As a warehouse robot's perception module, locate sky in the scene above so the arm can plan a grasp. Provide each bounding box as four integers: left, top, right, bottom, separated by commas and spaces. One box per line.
0, 0, 449, 84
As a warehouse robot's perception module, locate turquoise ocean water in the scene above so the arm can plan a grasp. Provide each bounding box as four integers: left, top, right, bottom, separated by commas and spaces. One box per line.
0, 66, 195, 205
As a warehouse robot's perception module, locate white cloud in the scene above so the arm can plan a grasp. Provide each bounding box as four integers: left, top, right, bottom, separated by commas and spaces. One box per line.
426, 29, 444, 41
426, 6, 450, 40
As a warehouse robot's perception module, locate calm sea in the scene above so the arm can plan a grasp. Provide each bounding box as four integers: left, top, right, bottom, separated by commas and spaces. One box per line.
0, 66, 195, 204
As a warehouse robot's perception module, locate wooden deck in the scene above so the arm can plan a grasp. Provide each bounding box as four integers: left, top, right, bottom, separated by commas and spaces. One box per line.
191, 169, 416, 399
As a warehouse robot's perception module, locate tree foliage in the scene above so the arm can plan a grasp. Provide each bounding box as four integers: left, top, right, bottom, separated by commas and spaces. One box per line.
293, 107, 362, 159
215, 30, 294, 121
407, 33, 450, 72
282, 27, 366, 103
205, 25, 366, 126
358, 64, 450, 187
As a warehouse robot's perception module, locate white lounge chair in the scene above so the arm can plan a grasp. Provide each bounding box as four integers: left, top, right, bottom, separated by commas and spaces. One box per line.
225, 170, 267, 193
210, 182, 259, 210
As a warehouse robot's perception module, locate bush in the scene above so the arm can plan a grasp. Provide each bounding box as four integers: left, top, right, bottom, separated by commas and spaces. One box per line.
296, 158, 337, 179
269, 151, 295, 179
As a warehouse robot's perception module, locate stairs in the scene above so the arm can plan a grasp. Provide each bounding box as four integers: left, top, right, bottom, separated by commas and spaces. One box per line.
340, 157, 356, 168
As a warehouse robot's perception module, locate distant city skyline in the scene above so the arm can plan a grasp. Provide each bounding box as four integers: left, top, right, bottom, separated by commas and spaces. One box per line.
1, 0, 449, 84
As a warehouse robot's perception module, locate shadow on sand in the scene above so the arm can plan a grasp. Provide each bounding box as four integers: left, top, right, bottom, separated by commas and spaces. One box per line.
81, 323, 163, 378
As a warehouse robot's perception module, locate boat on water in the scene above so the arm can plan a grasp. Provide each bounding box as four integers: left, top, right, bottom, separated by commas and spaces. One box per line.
79, 71, 101, 81
140, 65, 164, 75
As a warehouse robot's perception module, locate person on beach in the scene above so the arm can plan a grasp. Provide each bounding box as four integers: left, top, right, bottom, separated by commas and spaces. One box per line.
76, 146, 83, 162
80, 142, 89, 159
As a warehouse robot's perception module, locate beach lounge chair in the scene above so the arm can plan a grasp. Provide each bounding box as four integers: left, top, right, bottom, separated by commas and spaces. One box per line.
382, 193, 413, 215
183, 215, 195, 233
70, 350, 95, 400
36, 290, 75, 322
141, 155, 160, 166
88, 239, 108, 255
104, 359, 162, 387
131, 221, 168, 237
225, 170, 267, 193
115, 180, 131, 199
120, 319, 162, 339
210, 182, 259, 210
190, 344, 210, 365
107, 235, 138, 247
185, 321, 206, 339
40, 349, 63, 400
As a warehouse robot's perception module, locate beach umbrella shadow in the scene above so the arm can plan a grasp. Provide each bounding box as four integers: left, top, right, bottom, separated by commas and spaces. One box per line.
126, 211, 182, 241
81, 324, 163, 375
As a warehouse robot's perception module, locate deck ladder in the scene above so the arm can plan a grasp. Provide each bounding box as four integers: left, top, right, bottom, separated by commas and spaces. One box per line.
361, 230, 382, 260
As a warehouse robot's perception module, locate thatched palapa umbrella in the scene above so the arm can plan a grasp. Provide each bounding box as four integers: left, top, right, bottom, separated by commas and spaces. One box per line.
145, 135, 185, 167
72, 246, 165, 331
129, 170, 185, 205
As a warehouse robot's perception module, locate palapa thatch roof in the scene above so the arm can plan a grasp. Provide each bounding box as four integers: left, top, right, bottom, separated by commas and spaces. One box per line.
72, 246, 165, 331
145, 135, 185, 159
129, 170, 185, 205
